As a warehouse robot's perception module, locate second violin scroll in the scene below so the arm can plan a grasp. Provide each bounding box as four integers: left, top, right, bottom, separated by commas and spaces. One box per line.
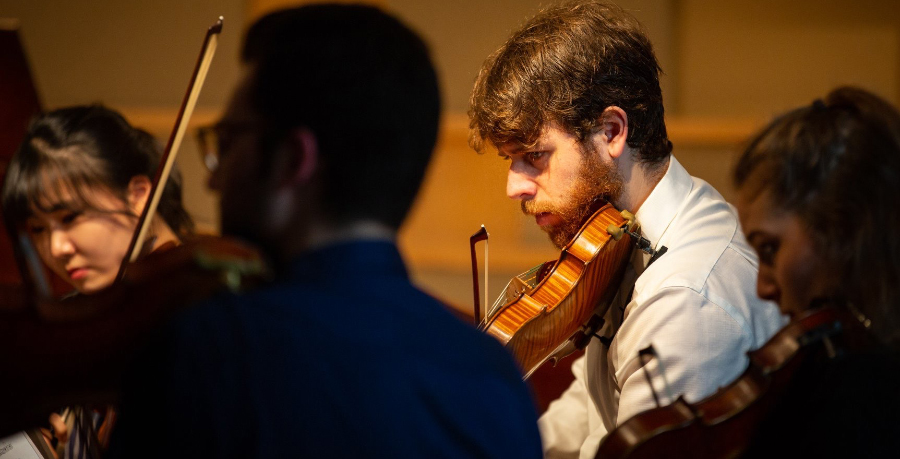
593, 305, 873, 459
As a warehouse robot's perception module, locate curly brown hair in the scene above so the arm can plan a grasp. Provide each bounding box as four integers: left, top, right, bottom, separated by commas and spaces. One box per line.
469, 0, 671, 165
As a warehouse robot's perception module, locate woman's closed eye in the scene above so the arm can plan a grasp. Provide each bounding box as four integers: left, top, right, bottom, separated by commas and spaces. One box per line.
60, 211, 83, 225
25, 223, 45, 236
755, 240, 779, 265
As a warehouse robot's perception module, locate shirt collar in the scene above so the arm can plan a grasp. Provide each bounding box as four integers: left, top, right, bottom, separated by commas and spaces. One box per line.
633, 155, 693, 250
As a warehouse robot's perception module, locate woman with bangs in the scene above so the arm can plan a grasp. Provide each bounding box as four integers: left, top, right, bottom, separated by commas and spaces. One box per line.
0, 104, 193, 458
3, 104, 193, 295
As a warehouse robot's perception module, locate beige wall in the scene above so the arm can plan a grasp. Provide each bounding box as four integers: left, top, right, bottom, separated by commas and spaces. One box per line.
677, 0, 899, 118
2, 0, 245, 233
4, 0, 899, 311
387, 0, 679, 114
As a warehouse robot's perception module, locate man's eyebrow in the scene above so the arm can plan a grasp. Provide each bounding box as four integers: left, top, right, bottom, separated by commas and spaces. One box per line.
497, 144, 527, 156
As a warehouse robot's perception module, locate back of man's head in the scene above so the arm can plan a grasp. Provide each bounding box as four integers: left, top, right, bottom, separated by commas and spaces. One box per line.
242, 4, 440, 230
469, 0, 670, 165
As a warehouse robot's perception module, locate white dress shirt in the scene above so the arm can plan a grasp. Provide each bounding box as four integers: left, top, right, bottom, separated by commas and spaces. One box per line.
538, 156, 786, 458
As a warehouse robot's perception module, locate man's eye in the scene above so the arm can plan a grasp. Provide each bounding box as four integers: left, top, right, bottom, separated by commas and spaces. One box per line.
526, 151, 546, 162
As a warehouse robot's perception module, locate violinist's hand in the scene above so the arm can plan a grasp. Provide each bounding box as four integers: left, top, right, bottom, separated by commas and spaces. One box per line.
39, 412, 67, 458
48, 413, 67, 446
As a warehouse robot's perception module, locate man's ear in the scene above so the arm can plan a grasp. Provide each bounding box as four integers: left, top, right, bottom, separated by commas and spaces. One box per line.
599, 106, 629, 159
279, 127, 319, 187
126, 175, 152, 215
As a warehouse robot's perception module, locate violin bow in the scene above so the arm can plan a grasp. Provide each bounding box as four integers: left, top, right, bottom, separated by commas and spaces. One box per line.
469, 225, 489, 325
116, 17, 223, 280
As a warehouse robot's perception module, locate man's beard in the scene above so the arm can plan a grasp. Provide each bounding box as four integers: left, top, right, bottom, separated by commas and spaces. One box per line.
522, 148, 624, 249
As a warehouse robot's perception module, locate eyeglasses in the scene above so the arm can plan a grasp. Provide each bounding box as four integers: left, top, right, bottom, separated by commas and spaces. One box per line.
195, 124, 221, 172
194, 122, 259, 173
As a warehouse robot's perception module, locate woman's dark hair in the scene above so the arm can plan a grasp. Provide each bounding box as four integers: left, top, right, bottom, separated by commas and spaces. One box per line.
2, 105, 194, 236
469, 0, 671, 166
734, 86, 900, 349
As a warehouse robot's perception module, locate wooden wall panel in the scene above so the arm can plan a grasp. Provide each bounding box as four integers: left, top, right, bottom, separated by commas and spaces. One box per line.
4, 0, 898, 309
246, 0, 385, 25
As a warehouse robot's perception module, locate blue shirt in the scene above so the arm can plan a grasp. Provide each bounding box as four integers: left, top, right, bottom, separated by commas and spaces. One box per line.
112, 240, 541, 458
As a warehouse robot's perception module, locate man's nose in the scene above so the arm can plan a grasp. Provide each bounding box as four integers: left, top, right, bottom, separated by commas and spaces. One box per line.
49, 229, 75, 259
506, 161, 537, 200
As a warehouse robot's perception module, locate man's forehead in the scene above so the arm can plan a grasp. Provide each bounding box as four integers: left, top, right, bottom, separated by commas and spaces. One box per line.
496, 124, 574, 154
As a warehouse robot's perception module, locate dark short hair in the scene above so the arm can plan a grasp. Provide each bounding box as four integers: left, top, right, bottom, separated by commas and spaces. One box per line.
1, 105, 194, 236
469, 0, 670, 165
734, 86, 900, 349
241, 4, 440, 230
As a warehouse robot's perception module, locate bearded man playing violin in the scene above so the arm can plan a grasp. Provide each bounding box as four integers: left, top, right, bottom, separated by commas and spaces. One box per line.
469, 2, 784, 457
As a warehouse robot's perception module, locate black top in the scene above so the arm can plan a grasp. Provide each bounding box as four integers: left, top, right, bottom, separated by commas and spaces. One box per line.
111, 240, 542, 458
745, 325, 900, 458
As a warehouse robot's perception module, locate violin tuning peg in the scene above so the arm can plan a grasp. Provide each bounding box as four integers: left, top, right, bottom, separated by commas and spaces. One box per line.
607, 224, 625, 241
620, 210, 636, 230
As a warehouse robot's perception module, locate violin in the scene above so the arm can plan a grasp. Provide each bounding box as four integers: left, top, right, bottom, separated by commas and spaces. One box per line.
0, 16, 273, 445
594, 305, 875, 459
0, 236, 267, 438
474, 201, 638, 378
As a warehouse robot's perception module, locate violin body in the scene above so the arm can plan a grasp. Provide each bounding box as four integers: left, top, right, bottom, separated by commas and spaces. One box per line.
0, 236, 268, 438
594, 306, 872, 459
482, 202, 635, 378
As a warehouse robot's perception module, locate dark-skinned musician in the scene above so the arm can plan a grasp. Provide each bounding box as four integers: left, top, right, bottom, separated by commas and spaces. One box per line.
468, 1, 783, 456
735, 86, 900, 458
106, 4, 541, 458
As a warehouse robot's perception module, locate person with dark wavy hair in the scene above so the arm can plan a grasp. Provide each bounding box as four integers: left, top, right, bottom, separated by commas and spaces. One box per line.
470, 1, 783, 456
735, 86, 900, 456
